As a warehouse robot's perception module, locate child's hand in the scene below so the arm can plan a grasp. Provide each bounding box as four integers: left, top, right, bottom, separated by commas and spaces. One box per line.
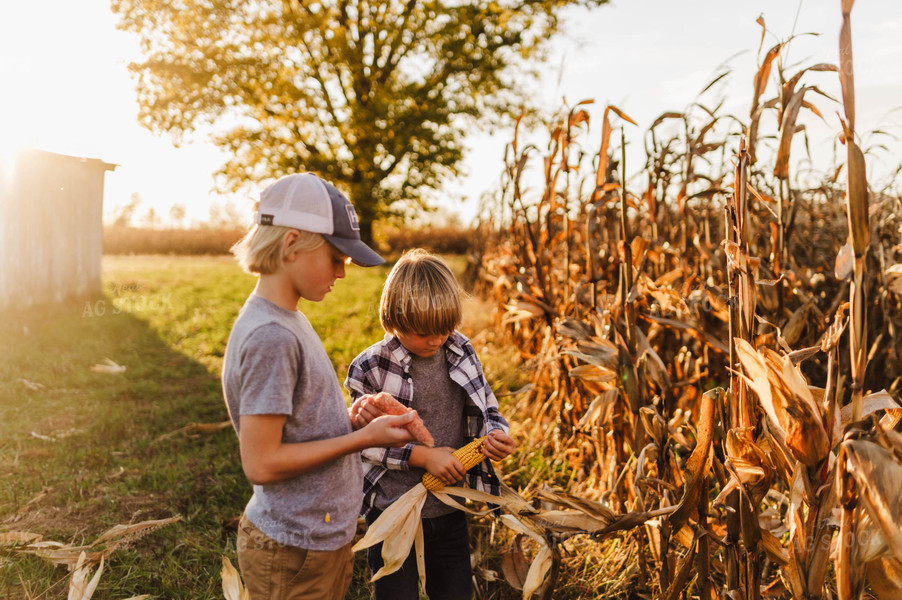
349, 394, 384, 430
482, 430, 516, 461
363, 412, 417, 447
422, 447, 467, 486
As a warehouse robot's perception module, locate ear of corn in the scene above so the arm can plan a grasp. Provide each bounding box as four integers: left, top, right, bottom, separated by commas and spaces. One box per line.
422, 436, 488, 491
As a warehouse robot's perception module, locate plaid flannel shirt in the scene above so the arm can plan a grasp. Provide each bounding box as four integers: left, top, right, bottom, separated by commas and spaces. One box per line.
345, 331, 509, 516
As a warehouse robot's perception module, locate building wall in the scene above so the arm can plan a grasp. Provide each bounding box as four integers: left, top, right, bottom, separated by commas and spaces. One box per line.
0, 149, 115, 309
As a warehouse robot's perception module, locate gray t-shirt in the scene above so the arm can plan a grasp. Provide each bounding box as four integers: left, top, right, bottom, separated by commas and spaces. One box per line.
222, 295, 363, 551
373, 347, 466, 517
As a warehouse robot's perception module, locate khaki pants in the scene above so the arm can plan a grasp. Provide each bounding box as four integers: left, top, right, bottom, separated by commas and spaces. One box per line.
236, 514, 354, 600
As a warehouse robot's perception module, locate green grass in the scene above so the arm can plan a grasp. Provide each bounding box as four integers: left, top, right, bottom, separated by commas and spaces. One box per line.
0, 254, 539, 600
0, 255, 395, 599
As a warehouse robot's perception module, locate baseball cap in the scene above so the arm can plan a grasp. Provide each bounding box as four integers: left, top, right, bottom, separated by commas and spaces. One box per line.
255, 173, 385, 267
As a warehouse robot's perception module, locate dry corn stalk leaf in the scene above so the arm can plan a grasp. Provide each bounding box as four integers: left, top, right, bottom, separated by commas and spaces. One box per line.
154, 420, 232, 442
867, 557, 902, 599
500, 514, 545, 545
841, 440, 902, 563
502, 302, 545, 325
885, 264, 902, 295
434, 482, 532, 516
352, 484, 428, 581
835, 239, 854, 280
90, 358, 126, 374
839, 0, 856, 133
0, 531, 42, 547
844, 134, 870, 257
526, 510, 611, 534
840, 390, 900, 426
774, 85, 815, 179
414, 520, 426, 593
221, 557, 249, 600
522, 542, 553, 600
577, 390, 619, 430
567, 364, 616, 383
734, 339, 829, 466
500, 535, 530, 591
668, 387, 715, 531
68, 552, 104, 600
21, 516, 181, 567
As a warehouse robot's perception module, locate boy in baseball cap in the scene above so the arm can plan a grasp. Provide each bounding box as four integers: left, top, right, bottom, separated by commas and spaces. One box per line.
222, 173, 414, 599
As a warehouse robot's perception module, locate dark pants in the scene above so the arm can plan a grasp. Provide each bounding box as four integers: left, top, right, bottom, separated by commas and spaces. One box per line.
366, 509, 473, 600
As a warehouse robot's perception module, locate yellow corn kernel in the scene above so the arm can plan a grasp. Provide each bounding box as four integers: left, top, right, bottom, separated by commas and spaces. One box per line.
422, 436, 488, 492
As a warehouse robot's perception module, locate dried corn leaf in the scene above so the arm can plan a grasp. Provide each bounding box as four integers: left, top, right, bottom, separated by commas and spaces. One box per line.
23, 516, 181, 567
577, 390, 619, 430
885, 264, 902, 295
567, 364, 616, 383
500, 514, 545, 545
845, 135, 870, 257
840, 390, 900, 425
867, 557, 902, 599
154, 421, 231, 442
414, 519, 426, 593
221, 556, 249, 600
841, 440, 902, 563
352, 485, 427, 581
522, 542, 553, 600
839, 2, 856, 132
353, 485, 426, 553
437, 482, 532, 515
90, 516, 181, 548
525, 510, 610, 534
668, 388, 716, 531
835, 239, 854, 280
501, 535, 530, 591
735, 339, 829, 466
556, 318, 594, 340
502, 302, 545, 325
68, 553, 104, 600
0, 531, 42, 547
90, 358, 126, 374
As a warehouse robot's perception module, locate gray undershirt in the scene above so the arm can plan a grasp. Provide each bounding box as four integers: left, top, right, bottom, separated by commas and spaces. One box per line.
373, 347, 467, 517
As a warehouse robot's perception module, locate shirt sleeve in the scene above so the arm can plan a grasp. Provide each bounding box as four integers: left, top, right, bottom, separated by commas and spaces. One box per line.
347, 352, 415, 469
237, 324, 301, 417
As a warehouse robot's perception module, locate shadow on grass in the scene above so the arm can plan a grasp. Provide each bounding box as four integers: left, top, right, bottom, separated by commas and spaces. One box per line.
0, 293, 246, 599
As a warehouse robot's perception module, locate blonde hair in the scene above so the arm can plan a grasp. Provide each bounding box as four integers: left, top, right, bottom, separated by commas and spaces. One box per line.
380, 249, 462, 335
231, 224, 325, 275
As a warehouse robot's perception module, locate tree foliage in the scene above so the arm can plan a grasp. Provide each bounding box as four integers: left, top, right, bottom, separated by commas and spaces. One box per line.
111, 0, 607, 237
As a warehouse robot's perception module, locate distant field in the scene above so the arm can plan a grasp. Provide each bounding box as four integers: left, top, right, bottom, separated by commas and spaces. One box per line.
0, 253, 514, 599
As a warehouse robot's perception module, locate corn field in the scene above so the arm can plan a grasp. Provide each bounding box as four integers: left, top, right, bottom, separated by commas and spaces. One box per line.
469, 5, 902, 598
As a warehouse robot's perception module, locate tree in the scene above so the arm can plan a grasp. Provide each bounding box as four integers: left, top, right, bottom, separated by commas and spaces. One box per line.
112, 0, 607, 240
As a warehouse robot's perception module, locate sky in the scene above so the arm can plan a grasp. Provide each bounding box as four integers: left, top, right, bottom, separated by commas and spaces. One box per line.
1, 1, 900, 228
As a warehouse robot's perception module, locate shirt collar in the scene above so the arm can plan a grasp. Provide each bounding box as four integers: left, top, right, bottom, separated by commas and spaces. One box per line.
382, 330, 467, 364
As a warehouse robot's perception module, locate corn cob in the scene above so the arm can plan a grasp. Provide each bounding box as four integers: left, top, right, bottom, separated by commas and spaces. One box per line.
422, 436, 488, 491
369, 392, 435, 447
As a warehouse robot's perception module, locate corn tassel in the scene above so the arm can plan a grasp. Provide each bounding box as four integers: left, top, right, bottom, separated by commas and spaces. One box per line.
422, 436, 488, 491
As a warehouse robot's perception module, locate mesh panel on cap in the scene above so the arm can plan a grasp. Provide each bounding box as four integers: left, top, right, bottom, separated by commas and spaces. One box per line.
257, 173, 333, 234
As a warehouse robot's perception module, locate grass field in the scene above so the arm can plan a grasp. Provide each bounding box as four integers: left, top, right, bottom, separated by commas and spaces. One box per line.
0, 254, 514, 599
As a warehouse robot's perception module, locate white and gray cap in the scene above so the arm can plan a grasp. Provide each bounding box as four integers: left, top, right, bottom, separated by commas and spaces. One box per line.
255, 173, 385, 267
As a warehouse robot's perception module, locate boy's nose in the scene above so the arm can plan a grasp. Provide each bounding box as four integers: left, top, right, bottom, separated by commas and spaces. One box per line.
335, 263, 346, 279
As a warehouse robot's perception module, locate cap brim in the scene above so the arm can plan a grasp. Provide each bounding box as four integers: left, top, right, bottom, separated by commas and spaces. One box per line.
325, 235, 385, 267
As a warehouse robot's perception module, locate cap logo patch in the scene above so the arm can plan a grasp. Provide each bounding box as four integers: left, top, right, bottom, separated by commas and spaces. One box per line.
260, 213, 274, 225
345, 205, 360, 231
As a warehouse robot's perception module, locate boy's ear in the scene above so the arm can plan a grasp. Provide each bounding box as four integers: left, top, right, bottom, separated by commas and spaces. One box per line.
282, 230, 299, 260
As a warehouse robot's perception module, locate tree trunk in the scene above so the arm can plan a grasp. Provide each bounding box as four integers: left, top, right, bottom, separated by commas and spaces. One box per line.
358, 218, 374, 246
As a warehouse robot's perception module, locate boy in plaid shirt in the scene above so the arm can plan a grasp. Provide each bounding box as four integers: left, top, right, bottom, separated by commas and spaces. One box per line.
346, 249, 516, 600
